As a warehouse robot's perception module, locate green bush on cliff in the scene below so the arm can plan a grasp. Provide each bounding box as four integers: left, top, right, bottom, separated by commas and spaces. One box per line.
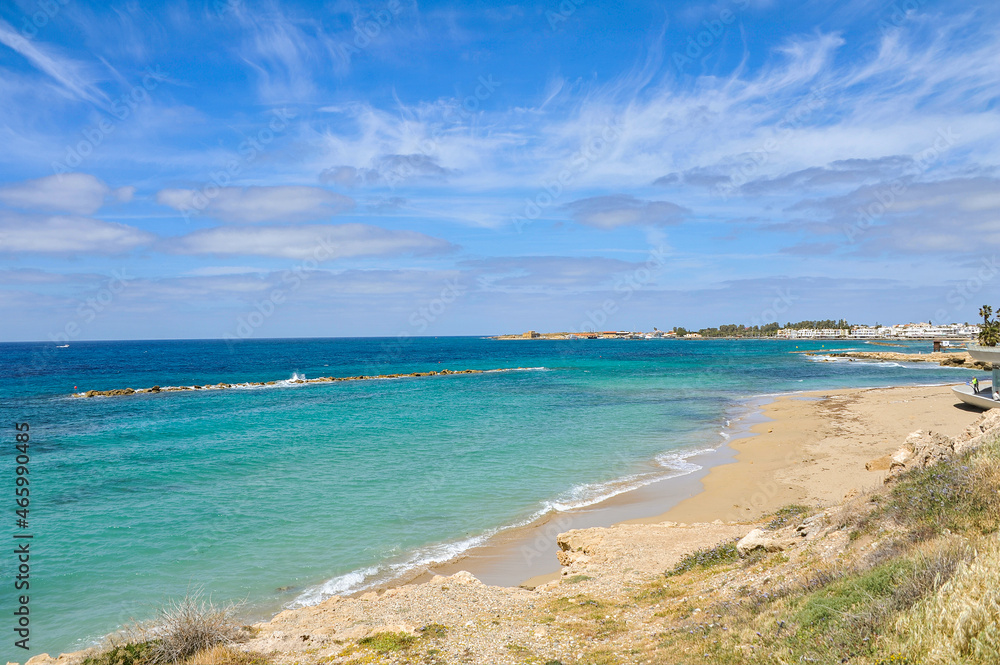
83, 641, 155, 665
83, 590, 258, 665
665, 539, 740, 577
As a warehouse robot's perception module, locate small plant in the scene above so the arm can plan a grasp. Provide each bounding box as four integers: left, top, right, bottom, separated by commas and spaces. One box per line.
665, 539, 740, 577
357, 631, 418, 653
765, 504, 811, 530
564, 574, 593, 584
420, 623, 448, 639
83, 641, 155, 665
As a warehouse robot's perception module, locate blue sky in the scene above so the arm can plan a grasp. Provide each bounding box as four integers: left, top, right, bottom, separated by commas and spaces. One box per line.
1, 0, 998, 341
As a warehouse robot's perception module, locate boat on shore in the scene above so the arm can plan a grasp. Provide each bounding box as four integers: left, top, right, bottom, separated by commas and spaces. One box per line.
952, 384, 1000, 410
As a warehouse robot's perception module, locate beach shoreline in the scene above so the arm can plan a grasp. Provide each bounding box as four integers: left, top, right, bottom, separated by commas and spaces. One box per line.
31, 381, 987, 665
286, 381, 978, 600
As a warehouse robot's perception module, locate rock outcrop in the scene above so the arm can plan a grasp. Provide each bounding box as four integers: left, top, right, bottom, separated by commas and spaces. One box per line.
812, 350, 991, 369
72, 368, 533, 398
885, 411, 1000, 482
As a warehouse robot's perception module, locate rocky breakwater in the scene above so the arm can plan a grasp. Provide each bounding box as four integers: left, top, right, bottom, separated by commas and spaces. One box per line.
811, 350, 991, 369
73, 367, 532, 398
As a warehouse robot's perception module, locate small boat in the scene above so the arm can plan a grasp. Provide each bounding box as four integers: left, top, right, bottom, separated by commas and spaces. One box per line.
952, 383, 1000, 410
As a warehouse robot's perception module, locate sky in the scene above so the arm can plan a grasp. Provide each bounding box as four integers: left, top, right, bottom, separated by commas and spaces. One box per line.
1, 0, 998, 341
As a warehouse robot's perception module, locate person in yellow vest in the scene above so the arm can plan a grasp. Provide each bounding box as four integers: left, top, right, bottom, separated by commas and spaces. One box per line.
972, 377, 980, 393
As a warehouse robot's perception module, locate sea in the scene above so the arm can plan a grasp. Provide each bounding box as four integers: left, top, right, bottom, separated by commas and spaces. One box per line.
0, 336, 979, 658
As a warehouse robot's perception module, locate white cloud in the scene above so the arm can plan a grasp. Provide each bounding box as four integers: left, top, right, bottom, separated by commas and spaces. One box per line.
565, 195, 688, 229
0, 173, 130, 215
0, 212, 154, 254
156, 186, 355, 222
166, 223, 454, 259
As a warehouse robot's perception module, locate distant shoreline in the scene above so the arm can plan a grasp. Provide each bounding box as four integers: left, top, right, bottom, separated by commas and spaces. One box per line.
489, 333, 971, 341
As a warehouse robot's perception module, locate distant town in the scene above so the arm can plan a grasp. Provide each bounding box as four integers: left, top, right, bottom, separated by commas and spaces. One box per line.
492, 321, 981, 341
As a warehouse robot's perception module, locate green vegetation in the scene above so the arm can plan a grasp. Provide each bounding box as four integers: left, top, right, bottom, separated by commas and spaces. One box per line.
765, 504, 811, 530
645, 431, 1000, 664
357, 631, 418, 653
420, 623, 448, 639
979, 305, 999, 346
665, 539, 740, 576
674, 319, 852, 338
564, 574, 593, 583
861, 439, 1000, 539
83, 641, 155, 665
81, 591, 264, 665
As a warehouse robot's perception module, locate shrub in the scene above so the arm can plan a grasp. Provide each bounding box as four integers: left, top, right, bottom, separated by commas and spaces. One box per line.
142, 592, 247, 664
83, 641, 155, 665
665, 539, 739, 577
420, 623, 448, 639
357, 631, 418, 652
765, 504, 811, 530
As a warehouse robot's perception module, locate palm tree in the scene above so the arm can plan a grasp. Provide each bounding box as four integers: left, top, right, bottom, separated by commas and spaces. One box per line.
979, 305, 1000, 347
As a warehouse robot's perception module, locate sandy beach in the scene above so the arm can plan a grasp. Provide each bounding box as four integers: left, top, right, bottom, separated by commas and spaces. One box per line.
421, 383, 982, 590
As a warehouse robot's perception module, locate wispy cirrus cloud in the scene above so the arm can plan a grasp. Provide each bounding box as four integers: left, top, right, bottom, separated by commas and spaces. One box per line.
0, 17, 109, 106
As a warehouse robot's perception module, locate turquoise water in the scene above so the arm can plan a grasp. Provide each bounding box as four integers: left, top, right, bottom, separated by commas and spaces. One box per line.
0, 337, 979, 658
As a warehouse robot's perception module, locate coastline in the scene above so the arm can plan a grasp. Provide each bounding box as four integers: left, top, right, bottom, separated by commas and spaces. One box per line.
203, 380, 986, 622
413, 383, 980, 591
31, 381, 986, 664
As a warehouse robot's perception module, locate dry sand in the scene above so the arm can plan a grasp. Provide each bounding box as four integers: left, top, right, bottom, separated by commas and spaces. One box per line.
639, 384, 983, 525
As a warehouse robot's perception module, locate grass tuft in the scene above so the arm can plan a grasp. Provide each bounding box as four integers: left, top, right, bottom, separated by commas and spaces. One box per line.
765, 504, 812, 530
357, 631, 418, 653
665, 539, 739, 577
